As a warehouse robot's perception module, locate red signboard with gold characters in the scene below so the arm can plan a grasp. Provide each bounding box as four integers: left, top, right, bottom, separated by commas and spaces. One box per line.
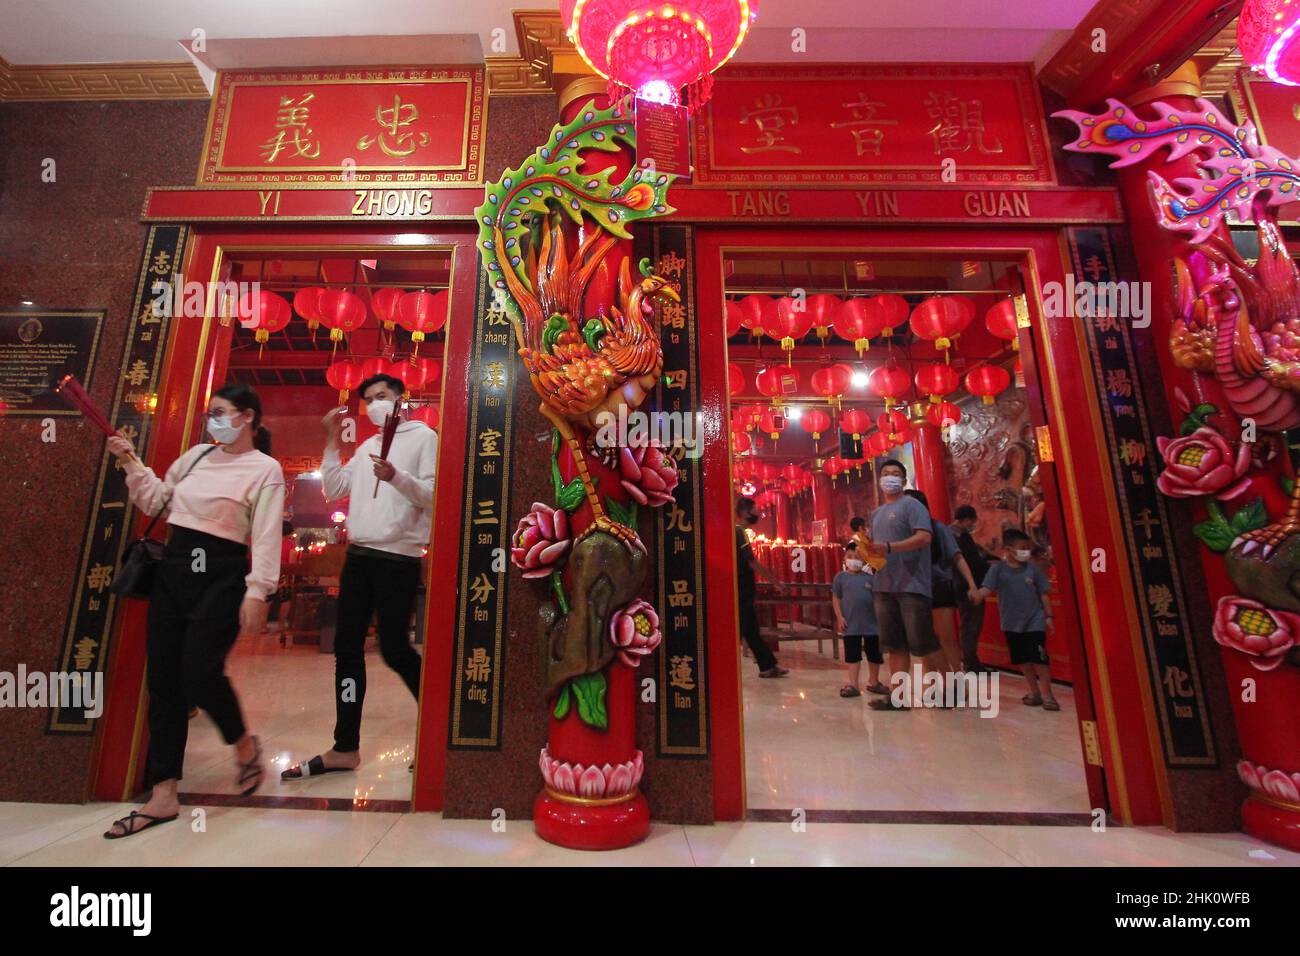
198, 66, 486, 187
692, 64, 1053, 186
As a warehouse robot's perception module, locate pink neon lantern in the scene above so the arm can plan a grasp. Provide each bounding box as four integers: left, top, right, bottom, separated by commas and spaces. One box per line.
560, 0, 760, 111
1240, 1, 1300, 86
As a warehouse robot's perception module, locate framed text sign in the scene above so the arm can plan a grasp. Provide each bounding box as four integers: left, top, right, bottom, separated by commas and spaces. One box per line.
198, 66, 487, 187
691, 64, 1053, 186
0, 310, 104, 416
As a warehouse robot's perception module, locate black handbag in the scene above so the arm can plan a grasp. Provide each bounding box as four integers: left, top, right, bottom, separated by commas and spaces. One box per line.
110, 446, 218, 600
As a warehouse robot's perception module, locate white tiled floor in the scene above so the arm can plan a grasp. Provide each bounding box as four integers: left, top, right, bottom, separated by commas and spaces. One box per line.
4, 801, 1298, 867
743, 643, 1093, 813
179, 630, 418, 803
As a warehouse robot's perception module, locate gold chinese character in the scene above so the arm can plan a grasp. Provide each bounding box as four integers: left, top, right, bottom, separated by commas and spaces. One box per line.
260, 94, 321, 163
669, 655, 696, 691
667, 579, 694, 608
665, 503, 693, 533
72, 637, 98, 671
924, 91, 1003, 156
1083, 254, 1106, 283
740, 94, 801, 154
1106, 369, 1133, 398
478, 427, 502, 457
469, 572, 495, 605
482, 362, 506, 390
473, 500, 497, 526
357, 95, 431, 158
657, 252, 686, 278
1148, 584, 1175, 619
1119, 438, 1147, 467
830, 92, 899, 157
465, 647, 492, 682
125, 359, 150, 387
86, 564, 114, 593
150, 250, 173, 276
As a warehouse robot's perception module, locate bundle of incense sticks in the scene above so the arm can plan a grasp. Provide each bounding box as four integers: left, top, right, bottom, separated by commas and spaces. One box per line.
54, 374, 140, 462
373, 400, 405, 498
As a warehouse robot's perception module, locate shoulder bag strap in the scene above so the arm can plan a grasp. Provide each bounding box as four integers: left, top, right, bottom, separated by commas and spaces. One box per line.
140, 445, 220, 540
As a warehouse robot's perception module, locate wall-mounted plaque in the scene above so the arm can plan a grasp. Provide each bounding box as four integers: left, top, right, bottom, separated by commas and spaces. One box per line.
0, 310, 104, 416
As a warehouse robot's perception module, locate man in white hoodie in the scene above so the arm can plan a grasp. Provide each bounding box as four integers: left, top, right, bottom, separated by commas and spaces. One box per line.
282, 372, 437, 780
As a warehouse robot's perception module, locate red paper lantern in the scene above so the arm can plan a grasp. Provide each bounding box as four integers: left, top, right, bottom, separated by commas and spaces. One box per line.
755, 365, 799, 406
914, 362, 960, 403
359, 356, 388, 382
409, 404, 440, 430
811, 363, 853, 411
390, 356, 442, 392
985, 298, 1019, 351
840, 407, 872, 440
725, 299, 744, 338
728, 362, 746, 397
926, 400, 962, 430
294, 287, 326, 337
867, 361, 911, 406
759, 462, 781, 482
781, 463, 805, 484
832, 298, 886, 356
1240, 0, 1300, 86
560, 0, 756, 111
370, 287, 406, 332
799, 407, 832, 439
966, 364, 1012, 405
739, 295, 777, 340
759, 407, 786, 441
734, 402, 764, 432
865, 294, 909, 338
732, 430, 753, 455
807, 293, 840, 341
236, 290, 291, 350
326, 358, 364, 403
772, 296, 815, 363
878, 410, 912, 445
864, 431, 891, 458
910, 296, 975, 352
397, 289, 450, 355
317, 290, 368, 345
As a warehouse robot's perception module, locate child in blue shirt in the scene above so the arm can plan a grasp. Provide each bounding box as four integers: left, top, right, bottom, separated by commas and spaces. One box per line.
977, 528, 1058, 710
832, 542, 887, 698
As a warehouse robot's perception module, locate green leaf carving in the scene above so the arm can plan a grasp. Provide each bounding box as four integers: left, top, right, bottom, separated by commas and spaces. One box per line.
557, 478, 587, 512
606, 495, 635, 529
570, 672, 608, 730
1228, 498, 1267, 536
1193, 520, 1235, 553
553, 685, 572, 720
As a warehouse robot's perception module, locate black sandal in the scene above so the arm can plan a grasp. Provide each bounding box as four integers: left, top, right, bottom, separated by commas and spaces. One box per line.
281, 754, 355, 781
839, 685, 861, 698
237, 736, 264, 796
868, 697, 909, 711
103, 810, 178, 840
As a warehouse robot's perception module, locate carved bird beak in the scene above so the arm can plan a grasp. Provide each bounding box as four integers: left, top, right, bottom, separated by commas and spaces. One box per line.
657, 283, 681, 303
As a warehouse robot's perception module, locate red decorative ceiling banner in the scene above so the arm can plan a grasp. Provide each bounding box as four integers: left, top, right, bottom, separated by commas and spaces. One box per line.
1232, 68, 1300, 159
691, 63, 1053, 186
198, 66, 487, 187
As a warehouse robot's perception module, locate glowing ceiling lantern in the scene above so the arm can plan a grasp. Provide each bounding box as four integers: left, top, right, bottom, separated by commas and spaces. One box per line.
1240, 0, 1300, 86
561, 0, 759, 112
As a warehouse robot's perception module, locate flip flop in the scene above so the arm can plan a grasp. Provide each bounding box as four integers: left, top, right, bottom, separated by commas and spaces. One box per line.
103, 810, 178, 840
1021, 694, 1043, 707
868, 697, 909, 711
839, 685, 861, 698
1043, 699, 1061, 711
237, 735, 264, 796
866, 682, 890, 695
281, 754, 355, 781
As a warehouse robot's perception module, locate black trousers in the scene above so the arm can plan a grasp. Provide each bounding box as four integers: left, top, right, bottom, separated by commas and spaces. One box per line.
145, 527, 249, 787
332, 549, 423, 753
738, 591, 778, 672
958, 595, 988, 669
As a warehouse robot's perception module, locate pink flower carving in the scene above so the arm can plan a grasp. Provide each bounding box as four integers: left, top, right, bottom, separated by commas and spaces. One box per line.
1156, 427, 1251, 500
609, 598, 662, 668
511, 501, 571, 579
1212, 596, 1299, 671
1237, 759, 1300, 802
618, 442, 679, 507
538, 748, 645, 798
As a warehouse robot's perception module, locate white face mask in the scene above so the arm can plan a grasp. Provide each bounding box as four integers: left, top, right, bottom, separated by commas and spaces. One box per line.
366, 399, 395, 426
207, 413, 246, 444
880, 475, 905, 494
845, 558, 864, 571
1013, 549, 1032, 562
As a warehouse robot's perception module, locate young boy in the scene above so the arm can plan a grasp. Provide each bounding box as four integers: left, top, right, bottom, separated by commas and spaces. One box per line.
831, 542, 887, 698
977, 529, 1058, 710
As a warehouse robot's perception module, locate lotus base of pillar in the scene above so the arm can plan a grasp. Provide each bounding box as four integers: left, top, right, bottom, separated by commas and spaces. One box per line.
533, 787, 650, 851
1242, 795, 1300, 854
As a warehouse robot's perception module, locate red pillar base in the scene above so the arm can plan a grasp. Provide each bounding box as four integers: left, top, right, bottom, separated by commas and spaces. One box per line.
1241, 796, 1300, 854
533, 788, 650, 851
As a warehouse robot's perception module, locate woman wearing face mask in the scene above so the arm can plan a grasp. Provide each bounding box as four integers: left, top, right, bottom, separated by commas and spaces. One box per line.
102, 384, 284, 838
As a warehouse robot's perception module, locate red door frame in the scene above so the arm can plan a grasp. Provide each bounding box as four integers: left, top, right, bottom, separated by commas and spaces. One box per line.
91, 223, 475, 812
697, 225, 1170, 825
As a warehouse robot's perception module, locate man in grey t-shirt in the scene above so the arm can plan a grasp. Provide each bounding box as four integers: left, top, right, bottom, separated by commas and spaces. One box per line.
865, 460, 947, 711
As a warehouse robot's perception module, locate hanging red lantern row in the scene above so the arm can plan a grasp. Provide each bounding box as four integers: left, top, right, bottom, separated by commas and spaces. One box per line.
799, 407, 832, 440
910, 296, 975, 359
236, 290, 291, 357
867, 360, 911, 407
370, 287, 406, 333
294, 287, 326, 340
397, 289, 450, 356
728, 362, 746, 397
326, 357, 364, 403
985, 298, 1019, 351
966, 364, 1012, 405
755, 365, 799, 407
739, 295, 777, 341
807, 293, 840, 342
725, 299, 744, 338
839, 407, 872, 441
832, 298, 885, 357
811, 363, 853, 411
317, 289, 368, 355
772, 296, 814, 364
914, 362, 960, 404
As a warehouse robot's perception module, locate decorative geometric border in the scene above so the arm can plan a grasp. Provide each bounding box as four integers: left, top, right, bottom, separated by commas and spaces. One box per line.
0, 56, 208, 101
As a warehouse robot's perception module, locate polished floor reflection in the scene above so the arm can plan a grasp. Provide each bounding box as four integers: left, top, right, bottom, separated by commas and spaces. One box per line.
743, 644, 1093, 814
178, 630, 418, 806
